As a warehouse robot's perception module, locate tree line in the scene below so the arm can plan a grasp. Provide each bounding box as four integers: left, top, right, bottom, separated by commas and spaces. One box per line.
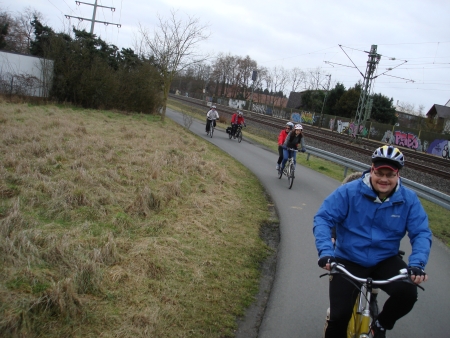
1, 6, 425, 124
173, 55, 405, 124
1, 8, 162, 114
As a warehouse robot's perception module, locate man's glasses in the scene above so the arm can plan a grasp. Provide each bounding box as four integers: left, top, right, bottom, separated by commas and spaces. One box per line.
372, 169, 398, 179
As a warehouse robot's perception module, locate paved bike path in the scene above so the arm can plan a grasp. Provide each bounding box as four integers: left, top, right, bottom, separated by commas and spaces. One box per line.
167, 109, 450, 338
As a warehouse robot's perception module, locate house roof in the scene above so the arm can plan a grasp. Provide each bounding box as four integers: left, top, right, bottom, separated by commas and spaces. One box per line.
426, 104, 450, 119
287, 91, 306, 109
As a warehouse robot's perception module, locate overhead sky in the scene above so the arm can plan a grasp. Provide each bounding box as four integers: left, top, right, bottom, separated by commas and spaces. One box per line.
3, 0, 450, 113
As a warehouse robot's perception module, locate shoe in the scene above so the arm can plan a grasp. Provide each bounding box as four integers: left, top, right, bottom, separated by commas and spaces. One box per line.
371, 321, 386, 338
276, 164, 280, 170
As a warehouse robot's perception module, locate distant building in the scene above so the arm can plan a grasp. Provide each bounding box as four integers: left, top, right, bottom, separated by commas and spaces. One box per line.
426, 104, 450, 133
287, 91, 307, 109
395, 110, 424, 129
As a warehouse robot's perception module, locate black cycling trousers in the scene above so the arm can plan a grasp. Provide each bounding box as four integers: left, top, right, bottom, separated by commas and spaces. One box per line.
277, 145, 284, 164
325, 255, 417, 338
206, 119, 216, 131
231, 123, 238, 135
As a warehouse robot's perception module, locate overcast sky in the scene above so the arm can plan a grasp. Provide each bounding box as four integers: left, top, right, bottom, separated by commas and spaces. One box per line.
3, 0, 450, 112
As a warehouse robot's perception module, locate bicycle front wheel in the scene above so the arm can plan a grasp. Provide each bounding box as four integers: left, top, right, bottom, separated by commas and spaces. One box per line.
286, 162, 294, 189
210, 126, 214, 138
238, 130, 242, 143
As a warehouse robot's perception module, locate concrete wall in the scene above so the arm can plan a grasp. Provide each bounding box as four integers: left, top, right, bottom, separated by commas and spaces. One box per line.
0, 51, 53, 97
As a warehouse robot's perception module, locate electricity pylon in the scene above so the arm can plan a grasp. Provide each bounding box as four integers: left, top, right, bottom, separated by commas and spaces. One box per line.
65, 0, 121, 34
353, 45, 380, 140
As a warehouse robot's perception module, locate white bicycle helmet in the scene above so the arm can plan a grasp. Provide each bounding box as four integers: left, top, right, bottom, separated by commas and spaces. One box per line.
294, 124, 303, 130
212, 105, 216, 109
372, 145, 404, 169
286, 122, 294, 129
238, 111, 243, 116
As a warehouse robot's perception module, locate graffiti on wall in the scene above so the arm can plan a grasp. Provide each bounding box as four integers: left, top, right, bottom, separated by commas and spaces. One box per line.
302, 112, 316, 125
381, 130, 395, 144
291, 112, 301, 123
428, 139, 450, 159
329, 118, 336, 131
288, 111, 317, 125
252, 103, 266, 115
348, 123, 367, 137
394, 131, 422, 150
336, 120, 349, 133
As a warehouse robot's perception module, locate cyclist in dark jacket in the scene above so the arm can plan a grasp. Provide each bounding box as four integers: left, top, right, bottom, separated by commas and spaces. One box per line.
276, 122, 294, 170
280, 124, 306, 173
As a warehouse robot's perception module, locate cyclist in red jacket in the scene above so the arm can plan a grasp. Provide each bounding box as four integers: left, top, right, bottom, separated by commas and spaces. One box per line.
230, 111, 246, 138
276, 122, 294, 170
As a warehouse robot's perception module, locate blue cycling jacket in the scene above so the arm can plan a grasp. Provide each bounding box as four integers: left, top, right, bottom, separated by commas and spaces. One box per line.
313, 171, 432, 268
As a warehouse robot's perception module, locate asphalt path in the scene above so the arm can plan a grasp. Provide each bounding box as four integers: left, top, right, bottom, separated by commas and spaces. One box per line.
167, 109, 450, 338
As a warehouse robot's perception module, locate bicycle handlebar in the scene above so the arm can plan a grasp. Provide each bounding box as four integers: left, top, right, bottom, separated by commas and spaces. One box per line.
330, 262, 409, 285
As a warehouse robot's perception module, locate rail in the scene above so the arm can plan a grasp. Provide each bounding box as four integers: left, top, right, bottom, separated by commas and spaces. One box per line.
306, 146, 450, 210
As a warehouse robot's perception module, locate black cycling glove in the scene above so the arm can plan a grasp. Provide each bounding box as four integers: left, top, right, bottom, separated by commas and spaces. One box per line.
407, 266, 426, 277
318, 256, 336, 268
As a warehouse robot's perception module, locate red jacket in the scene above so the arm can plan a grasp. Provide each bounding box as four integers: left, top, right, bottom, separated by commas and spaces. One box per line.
231, 113, 245, 125
278, 129, 290, 146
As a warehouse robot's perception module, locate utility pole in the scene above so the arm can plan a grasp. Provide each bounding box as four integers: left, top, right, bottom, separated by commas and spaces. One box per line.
353, 45, 380, 141
249, 70, 257, 112
318, 74, 331, 128
65, 1, 121, 35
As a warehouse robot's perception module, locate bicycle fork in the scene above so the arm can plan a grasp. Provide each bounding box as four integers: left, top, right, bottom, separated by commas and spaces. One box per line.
353, 283, 373, 338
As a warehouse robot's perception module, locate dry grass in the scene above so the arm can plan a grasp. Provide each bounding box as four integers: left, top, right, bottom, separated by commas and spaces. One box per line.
0, 100, 271, 337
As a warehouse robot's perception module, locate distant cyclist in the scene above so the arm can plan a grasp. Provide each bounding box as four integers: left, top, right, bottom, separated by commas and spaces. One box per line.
279, 124, 306, 174
206, 105, 219, 134
276, 122, 294, 170
230, 110, 245, 138
313, 145, 432, 338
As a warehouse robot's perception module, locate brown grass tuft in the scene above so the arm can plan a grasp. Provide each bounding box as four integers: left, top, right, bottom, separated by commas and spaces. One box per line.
0, 198, 28, 237
126, 186, 163, 216
31, 278, 82, 317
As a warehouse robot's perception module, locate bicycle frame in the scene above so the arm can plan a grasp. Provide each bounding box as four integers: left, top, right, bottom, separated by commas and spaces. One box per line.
347, 284, 372, 338
321, 263, 411, 338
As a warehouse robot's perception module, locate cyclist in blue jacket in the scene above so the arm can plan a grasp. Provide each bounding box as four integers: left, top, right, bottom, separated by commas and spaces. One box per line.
313, 145, 432, 338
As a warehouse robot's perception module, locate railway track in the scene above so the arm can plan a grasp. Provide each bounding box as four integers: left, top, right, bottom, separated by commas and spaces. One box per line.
169, 94, 450, 180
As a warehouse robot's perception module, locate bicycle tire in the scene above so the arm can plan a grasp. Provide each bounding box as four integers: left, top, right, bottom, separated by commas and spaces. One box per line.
210, 126, 214, 138
229, 129, 232, 139
288, 161, 294, 189
238, 130, 242, 143
278, 167, 283, 179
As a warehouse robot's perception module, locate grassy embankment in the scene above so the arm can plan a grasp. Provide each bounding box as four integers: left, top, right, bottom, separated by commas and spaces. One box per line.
0, 99, 273, 337
170, 99, 450, 247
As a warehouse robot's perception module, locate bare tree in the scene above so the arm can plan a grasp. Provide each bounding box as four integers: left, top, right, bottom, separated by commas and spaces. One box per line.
306, 67, 328, 90
237, 55, 257, 99
138, 9, 210, 121
0, 7, 44, 54
289, 67, 306, 93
